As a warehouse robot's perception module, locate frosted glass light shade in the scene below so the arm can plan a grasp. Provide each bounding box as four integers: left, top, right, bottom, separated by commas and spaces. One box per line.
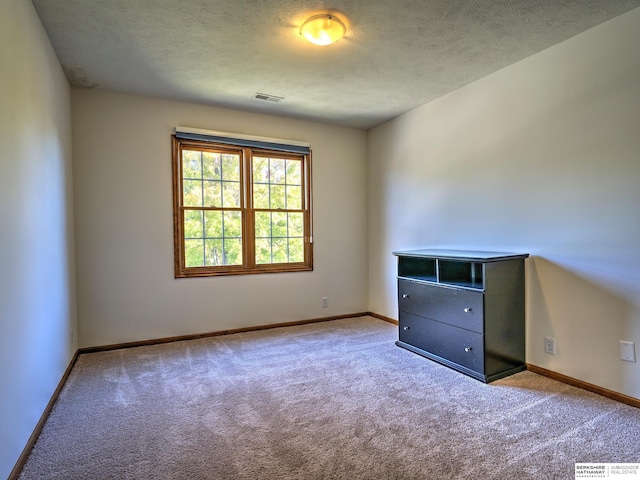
300, 14, 346, 46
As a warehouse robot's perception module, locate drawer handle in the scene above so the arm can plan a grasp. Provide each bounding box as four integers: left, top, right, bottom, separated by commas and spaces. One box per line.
402, 294, 410, 299
464, 347, 473, 352
464, 308, 473, 313
403, 326, 410, 331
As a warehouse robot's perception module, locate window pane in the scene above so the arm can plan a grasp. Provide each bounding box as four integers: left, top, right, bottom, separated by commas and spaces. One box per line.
185, 239, 204, 267
270, 159, 286, 184
224, 238, 243, 265
183, 180, 203, 207
184, 210, 204, 239
288, 238, 304, 263
286, 160, 301, 185
204, 210, 223, 238
272, 212, 287, 237
222, 181, 241, 208
272, 238, 288, 263
205, 239, 223, 266
253, 157, 269, 184
224, 211, 242, 238
286, 185, 302, 209
203, 180, 222, 207
202, 152, 221, 180
222, 154, 240, 181
182, 150, 202, 179
270, 185, 286, 209
288, 212, 304, 237
253, 183, 270, 209
255, 212, 271, 238
256, 238, 272, 264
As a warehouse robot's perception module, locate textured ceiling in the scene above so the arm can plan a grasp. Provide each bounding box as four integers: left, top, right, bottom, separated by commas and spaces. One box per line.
32, 0, 640, 129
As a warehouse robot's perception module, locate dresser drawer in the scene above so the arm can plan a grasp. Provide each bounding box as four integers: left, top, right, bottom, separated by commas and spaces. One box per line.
398, 279, 484, 333
399, 312, 484, 373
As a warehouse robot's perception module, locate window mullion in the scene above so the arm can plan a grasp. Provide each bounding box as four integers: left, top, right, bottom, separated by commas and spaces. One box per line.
199, 152, 206, 266
244, 148, 255, 269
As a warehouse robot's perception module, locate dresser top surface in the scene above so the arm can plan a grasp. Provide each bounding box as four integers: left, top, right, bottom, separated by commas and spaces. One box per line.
392, 249, 529, 262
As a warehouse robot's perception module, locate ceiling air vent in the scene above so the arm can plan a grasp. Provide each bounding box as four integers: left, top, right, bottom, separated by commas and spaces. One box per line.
253, 92, 284, 103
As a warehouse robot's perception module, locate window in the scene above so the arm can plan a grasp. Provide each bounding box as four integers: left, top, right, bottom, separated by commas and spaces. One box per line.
172, 132, 312, 277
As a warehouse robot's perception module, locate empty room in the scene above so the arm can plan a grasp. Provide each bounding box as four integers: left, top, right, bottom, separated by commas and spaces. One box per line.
2, 1, 639, 478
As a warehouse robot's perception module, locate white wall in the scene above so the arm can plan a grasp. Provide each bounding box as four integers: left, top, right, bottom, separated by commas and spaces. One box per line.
368, 8, 640, 399
72, 90, 368, 347
0, 1, 76, 477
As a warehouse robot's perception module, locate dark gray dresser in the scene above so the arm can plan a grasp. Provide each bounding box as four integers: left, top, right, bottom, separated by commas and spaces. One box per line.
393, 249, 529, 383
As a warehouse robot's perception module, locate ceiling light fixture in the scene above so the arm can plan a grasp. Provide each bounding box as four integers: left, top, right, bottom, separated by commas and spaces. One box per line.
300, 14, 346, 46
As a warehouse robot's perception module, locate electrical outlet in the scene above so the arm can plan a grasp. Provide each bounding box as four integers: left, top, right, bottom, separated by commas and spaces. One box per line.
544, 337, 556, 355
322, 297, 328, 308
620, 341, 636, 362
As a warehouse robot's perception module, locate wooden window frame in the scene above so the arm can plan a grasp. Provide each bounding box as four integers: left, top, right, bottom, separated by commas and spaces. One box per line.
172, 135, 313, 277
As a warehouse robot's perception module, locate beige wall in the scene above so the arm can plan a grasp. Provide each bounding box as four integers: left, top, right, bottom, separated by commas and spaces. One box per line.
72, 90, 368, 347
0, 1, 76, 477
368, 8, 640, 399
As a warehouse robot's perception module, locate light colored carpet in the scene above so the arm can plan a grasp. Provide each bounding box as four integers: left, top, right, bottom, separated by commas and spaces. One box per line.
19, 316, 640, 479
